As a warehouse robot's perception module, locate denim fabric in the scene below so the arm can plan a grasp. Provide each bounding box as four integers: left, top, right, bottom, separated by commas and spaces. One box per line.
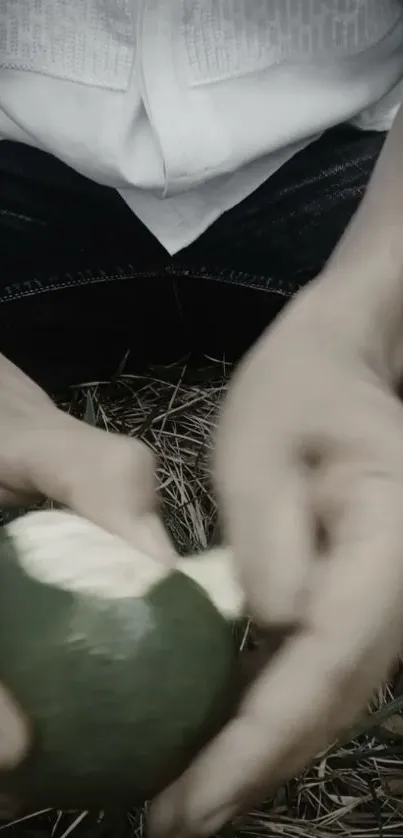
0, 126, 385, 390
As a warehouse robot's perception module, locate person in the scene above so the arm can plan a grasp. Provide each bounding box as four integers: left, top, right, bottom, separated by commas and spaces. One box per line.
1, 1, 403, 835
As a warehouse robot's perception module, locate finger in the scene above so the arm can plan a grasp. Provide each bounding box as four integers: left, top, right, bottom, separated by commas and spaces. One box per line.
220, 463, 315, 626
0, 683, 31, 771
89, 510, 177, 567
27, 417, 157, 514
308, 471, 403, 678
68, 432, 177, 564
149, 474, 403, 838
26, 419, 177, 565
148, 627, 355, 838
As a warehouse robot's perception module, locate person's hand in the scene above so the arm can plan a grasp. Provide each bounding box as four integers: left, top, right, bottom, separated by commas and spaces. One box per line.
0, 353, 177, 798
149, 271, 403, 837
148, 104, 403, 838
0, 353, 175, 563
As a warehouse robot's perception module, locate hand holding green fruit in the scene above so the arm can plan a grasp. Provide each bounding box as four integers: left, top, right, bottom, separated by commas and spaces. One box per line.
0, 510, 244, 810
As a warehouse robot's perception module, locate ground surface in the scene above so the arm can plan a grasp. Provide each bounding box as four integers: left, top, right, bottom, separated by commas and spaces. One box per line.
1, 360, 403, 838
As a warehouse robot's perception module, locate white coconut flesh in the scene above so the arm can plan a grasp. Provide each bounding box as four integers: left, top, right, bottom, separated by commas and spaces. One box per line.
6, 510, 170, 599
6, 510, 243, 617
0, 510, 242, 808
178, 548, 244, 620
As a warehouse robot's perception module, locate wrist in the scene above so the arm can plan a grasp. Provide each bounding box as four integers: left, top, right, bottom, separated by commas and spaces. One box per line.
314, 105, 403, 382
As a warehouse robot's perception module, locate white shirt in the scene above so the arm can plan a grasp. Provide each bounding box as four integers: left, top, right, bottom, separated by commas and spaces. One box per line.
1, 0, 403, 254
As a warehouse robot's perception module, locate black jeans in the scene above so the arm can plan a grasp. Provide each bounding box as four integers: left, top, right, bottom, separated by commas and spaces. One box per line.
0, 127, 385, 391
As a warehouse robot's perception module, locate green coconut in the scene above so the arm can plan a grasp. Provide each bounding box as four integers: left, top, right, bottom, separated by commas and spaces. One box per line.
0, 511, 244, 810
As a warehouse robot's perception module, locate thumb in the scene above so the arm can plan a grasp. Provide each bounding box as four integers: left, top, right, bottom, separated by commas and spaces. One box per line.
66, 428, 177, 565
219, 462, 315, 627
26, 414, 177, 565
